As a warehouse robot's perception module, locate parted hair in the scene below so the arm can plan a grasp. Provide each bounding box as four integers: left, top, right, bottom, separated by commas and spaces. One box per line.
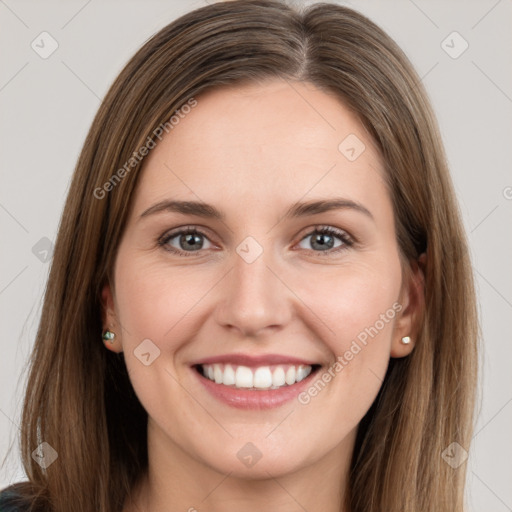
3, 1, 477, 511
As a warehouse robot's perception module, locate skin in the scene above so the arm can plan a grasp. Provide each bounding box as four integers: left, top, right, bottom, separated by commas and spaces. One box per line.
101, 79, 425, 512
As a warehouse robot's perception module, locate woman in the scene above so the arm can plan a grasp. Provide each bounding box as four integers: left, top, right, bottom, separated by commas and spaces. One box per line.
0, 0, 478, 511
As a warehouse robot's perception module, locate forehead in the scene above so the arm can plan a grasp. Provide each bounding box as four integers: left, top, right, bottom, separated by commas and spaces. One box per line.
133, 80, 388, 216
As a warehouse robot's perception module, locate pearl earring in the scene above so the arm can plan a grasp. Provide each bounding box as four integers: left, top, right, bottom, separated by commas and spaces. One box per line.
102, 329, 115, 344
401, 336, 411, 344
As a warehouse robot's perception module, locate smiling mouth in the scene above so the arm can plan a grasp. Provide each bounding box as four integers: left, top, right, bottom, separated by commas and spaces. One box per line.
193, 363, 322, 390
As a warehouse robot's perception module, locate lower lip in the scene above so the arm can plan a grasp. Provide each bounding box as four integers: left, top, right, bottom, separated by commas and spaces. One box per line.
192, 366, 320, 410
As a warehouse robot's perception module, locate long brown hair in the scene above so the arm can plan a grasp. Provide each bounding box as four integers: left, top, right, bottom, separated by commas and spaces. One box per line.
4, 1, 478, 510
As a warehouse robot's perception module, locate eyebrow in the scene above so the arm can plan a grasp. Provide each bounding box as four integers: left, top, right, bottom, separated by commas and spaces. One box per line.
139, 197, 374, 222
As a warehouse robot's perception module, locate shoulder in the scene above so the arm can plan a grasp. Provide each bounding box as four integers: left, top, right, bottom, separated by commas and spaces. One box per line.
0, 483, 32, 511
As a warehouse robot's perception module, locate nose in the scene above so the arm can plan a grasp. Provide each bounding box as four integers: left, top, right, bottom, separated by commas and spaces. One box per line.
214, 244, 292, 338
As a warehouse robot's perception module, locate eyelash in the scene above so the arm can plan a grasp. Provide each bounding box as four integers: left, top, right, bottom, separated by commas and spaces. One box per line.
157, 225, 354, 258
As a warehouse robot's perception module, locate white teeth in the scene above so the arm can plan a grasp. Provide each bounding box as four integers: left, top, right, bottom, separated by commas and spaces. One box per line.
200, 363, 314, 389
223, 364, 236, 385
272, 366, 286, 387
213, 365, 223, 384
285, 366, 296, 385
253, 367, 273, 389
296, 365, 310, 382
235, 366, 253, 388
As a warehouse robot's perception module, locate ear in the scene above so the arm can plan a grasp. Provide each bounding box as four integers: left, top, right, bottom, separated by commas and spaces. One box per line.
390, 253, 426, 358
101, 281, 123, 353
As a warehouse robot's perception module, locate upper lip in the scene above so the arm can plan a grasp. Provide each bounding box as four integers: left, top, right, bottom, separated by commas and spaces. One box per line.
191, 353, 320, 367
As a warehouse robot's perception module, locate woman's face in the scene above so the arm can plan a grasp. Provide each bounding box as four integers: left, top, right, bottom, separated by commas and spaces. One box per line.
103, 79, 421, 479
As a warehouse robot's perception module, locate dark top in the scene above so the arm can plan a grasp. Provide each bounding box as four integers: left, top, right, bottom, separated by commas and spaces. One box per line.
0, 485, 30, 511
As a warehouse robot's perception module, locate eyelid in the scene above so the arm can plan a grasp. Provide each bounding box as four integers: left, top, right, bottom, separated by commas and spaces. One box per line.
296, 224, 354, 244
158, 225, 212, 243
293, 224, 354, 256
158, 224, 355, 257
157, 226, 216, 256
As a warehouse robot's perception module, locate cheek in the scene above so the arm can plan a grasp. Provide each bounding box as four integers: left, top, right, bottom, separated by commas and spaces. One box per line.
301, 262, 402, 349
291, 263, 402, 437
112, 256, 210, 419
294, 259, 403, 414
114, 256, 211, 346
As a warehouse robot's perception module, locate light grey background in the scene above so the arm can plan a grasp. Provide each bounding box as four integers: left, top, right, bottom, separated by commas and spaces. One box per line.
1, 0, 511, 510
